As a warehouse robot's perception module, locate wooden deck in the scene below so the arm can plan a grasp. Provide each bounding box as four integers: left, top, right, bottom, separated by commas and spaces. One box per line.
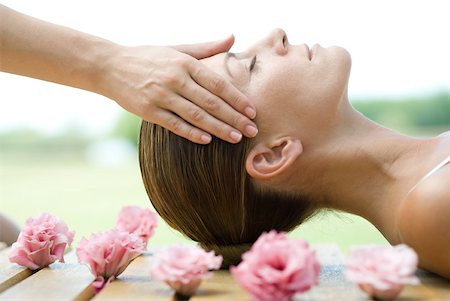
0, 244, 449, 300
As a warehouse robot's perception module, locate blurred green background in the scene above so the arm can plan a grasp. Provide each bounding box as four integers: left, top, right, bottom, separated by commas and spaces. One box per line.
1, 91, 449, 252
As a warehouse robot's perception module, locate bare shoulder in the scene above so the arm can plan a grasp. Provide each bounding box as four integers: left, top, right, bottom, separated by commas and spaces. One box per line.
396, 165, 450, 279
406, 163, 450, 210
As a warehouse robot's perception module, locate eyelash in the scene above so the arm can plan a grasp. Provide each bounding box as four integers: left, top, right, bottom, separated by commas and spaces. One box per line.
249, 55, 257, 71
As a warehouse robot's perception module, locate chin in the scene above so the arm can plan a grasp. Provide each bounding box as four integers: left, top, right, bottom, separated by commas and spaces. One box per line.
328, 45, 352, 66
327, 45, 352, 80
337, 46, 352, 72
327, 46, 352, 91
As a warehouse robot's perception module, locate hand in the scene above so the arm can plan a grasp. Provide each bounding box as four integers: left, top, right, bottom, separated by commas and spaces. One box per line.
100, 36, 258, 144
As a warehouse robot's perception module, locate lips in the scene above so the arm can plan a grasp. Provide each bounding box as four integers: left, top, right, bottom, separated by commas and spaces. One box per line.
304, 44, 312, 60
310, 44, 320, 60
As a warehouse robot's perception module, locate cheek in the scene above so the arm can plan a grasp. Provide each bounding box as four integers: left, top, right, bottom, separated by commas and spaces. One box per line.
252, 61, 302, 98
247, 67, 299, 134
249, 70, 294, 110
250, 60, 323, 111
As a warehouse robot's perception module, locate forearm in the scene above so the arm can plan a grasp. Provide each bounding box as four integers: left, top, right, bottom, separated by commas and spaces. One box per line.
0, 4, 117, 95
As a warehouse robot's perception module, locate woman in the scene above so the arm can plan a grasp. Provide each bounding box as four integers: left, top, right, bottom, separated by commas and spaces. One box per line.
139, 29, 450, 278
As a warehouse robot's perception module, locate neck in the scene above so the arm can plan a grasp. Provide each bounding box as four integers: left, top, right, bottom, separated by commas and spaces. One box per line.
290, 101, 445, 243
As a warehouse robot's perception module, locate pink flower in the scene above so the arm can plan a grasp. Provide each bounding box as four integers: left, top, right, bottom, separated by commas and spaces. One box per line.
115, 206, 158, 245
345, 244, 420, 300
76, 229, 145, 292
150, 244, 223, 297
231, 231, 320, 301
9, 213, 74, 270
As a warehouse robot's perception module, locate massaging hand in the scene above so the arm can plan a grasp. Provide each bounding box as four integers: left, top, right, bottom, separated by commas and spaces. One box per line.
102, 36, 258, 144
0, 5, 257, 144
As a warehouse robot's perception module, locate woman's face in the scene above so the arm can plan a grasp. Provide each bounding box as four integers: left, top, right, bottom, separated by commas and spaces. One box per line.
201, 28, 352, 138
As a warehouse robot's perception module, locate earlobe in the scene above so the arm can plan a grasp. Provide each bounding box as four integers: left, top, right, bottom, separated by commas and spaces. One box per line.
245, 138, 303, 180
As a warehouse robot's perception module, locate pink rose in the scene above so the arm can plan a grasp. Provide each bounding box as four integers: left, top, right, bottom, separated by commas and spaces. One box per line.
115, 205, 158, 245
150, 244, 223, 297
231, 231, 320, 301
9, 213, 74, 270
345, 244, 420, 300
76, 229, 145, 292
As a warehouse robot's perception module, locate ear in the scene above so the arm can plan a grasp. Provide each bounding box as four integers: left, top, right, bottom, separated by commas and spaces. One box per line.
245, 137, 303, 180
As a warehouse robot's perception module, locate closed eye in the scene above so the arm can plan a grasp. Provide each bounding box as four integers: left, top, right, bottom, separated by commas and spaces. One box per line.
249, 55, 257, 71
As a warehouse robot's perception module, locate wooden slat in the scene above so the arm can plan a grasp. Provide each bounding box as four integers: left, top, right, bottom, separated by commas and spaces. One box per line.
100, 247, 450, 301
317, 245, 450, 301
93, 252, 246, 301
296, 244, 366, 301
297, 244, 450, 301
401, 269, 450, 300
0, 251, 94, 301
94, 244, 362, 301
1, 243, 448, 300
91, 252, 171, 301
0, 247, 34, 293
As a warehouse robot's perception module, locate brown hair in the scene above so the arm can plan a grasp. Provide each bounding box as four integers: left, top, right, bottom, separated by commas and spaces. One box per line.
139, 122, 317, 268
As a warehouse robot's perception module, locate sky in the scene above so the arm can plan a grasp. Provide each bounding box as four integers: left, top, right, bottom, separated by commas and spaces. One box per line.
1, 0, 449, 135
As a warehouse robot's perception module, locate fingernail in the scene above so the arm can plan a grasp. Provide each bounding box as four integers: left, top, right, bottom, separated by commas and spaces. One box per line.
201, 134, 211, 143
245, 125, 258, 137
230, 130, 242, 142
245, 106, 256, 119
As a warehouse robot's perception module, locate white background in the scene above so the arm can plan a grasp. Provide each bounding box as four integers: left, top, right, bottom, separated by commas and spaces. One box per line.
1, 0, 449, 135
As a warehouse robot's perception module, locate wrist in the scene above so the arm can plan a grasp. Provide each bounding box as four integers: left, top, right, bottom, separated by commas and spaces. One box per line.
87, 39, 124, 98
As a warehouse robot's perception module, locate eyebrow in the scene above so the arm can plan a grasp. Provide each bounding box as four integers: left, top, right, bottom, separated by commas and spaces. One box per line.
224, 52, 236, 78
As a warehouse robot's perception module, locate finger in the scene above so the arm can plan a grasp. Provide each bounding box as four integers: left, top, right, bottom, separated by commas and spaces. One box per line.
152, 109, 213, 144
162, 94, 245, 144
180, 77, 258, 139
189, 62, 257, 120
172, 35, 235, 59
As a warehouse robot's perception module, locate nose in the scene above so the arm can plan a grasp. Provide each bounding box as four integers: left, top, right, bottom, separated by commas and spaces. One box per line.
266, 28, 288, 55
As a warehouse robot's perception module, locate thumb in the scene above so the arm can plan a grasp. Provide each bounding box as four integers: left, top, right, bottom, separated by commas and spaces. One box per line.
172, 35, 235, 59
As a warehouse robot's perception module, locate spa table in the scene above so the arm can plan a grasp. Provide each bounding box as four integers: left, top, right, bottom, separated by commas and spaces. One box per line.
0, 244, 449, 301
